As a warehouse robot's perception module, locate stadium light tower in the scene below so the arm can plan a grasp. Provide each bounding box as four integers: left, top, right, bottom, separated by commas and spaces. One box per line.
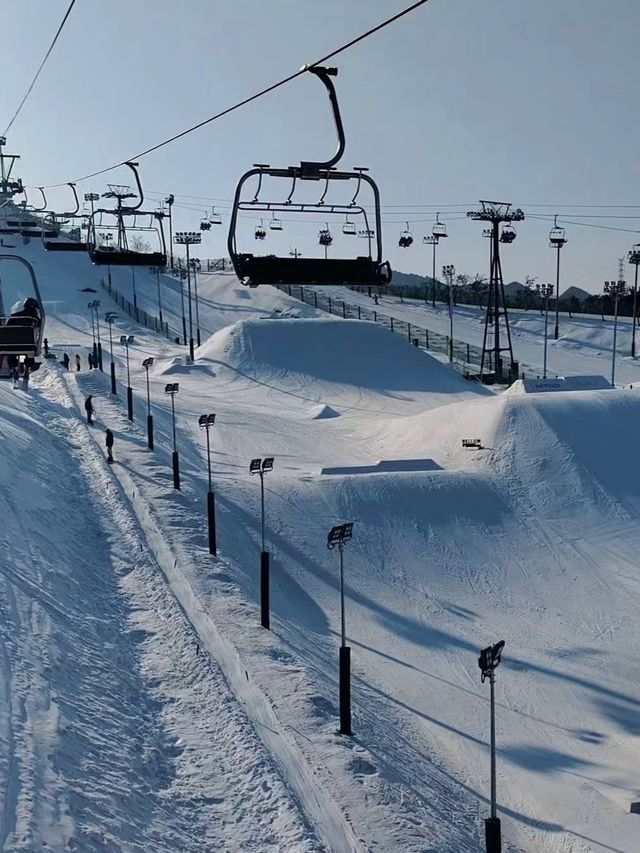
549, 216, 567, 341
120, 335, 134, 421
250, 457, 275, 629
442, 264, 456, 361
478, 640, 505, 853
142, 357, 154, 449
199, 414, 217, 556
628, 244, 640, 357
175, 232, 202, 360
105, 312, 118, 394
535, 283, 554, 378
327, 522, 354, 736
165, 383, 180, 489
604, 279, 628, 386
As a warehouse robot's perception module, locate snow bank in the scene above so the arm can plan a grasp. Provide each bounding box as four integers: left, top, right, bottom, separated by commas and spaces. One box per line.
308, 403, 340, 419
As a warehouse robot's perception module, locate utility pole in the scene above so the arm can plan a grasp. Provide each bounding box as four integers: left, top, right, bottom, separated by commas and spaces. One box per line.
468, 202, 523, 382
165, 194, 175, 267
105, 312, 118, 394
479, 640, 505, 853
250, 457, 274, 628
165, 383, 180, 489
327, 522, 354, 736
443, 264, 455, 361
142, 357, 154, 449
536, 283, 554, 378
604, 279, 628, 386
199, 414, 217, 556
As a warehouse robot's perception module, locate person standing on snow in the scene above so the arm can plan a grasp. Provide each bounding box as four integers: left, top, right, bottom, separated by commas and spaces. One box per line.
75, 353, 81, 372
105, 428, 114, 463
88, 351, 94, 370
84, 395, 94, 425
62, 352, 70, 370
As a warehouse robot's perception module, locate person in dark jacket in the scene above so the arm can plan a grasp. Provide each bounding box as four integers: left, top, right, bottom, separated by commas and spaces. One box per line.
105, 428, 114, 463
62, 352, 70, 370
88, 351, 94, 370
84, 395, 94, 425
75, 353, 81, 372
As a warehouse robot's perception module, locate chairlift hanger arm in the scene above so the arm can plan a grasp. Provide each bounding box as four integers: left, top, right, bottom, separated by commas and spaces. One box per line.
125, 161, 144, 211
300, 66, 346, 176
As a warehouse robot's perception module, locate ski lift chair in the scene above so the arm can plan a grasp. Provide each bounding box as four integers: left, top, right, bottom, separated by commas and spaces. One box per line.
432, 213, 447, 239
398, 222, 413, 248
210, 206, 222, 226
42, 184, 88, 250
228, 66, 391, 288
0, 256, 45, 369
86, 163, 167, 267
318, 224, 333, 247
549, 216, 567, 248
254, 219, 267, 240
200, 212, 212, 231
342, 215, 356, 235
500, 224, 516, 244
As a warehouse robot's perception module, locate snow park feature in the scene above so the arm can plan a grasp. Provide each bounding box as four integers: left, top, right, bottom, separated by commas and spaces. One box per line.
3, 1, 640, 851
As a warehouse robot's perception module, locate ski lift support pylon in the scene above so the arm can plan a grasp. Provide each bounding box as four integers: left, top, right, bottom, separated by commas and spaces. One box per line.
228, 66, 390, 287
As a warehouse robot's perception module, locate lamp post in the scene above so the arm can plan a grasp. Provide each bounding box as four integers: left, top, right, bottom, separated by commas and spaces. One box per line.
175, 231, 201, 360
84, 192, 99, 223
165, 383, 180, 489
535, 283, 554, 378
120, 334, 134, 421
91, 299, 103, 371
604, 279, 628, 386
423, 235, 439, 307
142, 357, 154, 449
443, 264, 456, 362
250, 457, 274, 629
165, 194, 175, 268
199, 414, 217, 556
479, 640, 505, 853
191, 257, 202, 346
131, 266, 138, 321
327, 522, 354, 736
151, 265, 164, 329
549, 216, 567, 341
628, 245, 640, 357
179, 269, 188, 346
105, 312, 118, 394
87, 300, 98, 366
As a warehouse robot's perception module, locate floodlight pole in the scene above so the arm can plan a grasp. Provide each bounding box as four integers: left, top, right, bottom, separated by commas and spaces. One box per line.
93, 301, 103, 371
628, 247, 640, 357
180, 270, 187, 345
88, 302, 97, 364
605, 280, 627, 386
154, 267, 164, 328
479, 641, 505, 853
106, 313, 117, 394
328, 524, 353, 737
165, 194, 174, 267
186, 243, 194, 359
201, 418, 217, 556
131, 266, 138, 321
167, 387, 180, 489
143, 359, 154, 450
193, 261, 202, 347
443, 264, 455, 361
121, 336, 134, 421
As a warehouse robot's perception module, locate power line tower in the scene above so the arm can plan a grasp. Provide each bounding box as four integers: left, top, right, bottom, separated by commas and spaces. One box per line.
0, 137, 23, 202
467, 200, 525, 382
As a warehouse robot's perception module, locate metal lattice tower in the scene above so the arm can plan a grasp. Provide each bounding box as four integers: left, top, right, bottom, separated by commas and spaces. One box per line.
0, 137, 23, 201
467, 201, 525, 381
102, 184, 137, 252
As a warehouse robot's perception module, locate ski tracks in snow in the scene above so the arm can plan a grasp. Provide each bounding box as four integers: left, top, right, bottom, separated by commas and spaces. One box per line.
31, 366, 323, 852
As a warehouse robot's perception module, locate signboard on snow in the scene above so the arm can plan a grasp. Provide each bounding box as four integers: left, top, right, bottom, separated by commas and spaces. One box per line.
522, 375, 612, 394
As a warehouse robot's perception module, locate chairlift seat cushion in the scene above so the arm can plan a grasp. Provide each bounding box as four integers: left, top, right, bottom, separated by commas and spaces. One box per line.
90, 249, 167, 267
44, 241, 88, 252
0, 326, 37, 355
234, 253, 391, 286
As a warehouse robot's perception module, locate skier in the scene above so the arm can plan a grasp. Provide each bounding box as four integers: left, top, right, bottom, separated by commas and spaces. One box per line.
105, 428, 114, 463
75, 353, 81, 372
88, 351, 94, 370
43, 338, 49, 357
11, 367, 19, 389
373, 293, 379, 305
62, 353, 70, 370
22, 366, 30, 389
84, 395, 94, 425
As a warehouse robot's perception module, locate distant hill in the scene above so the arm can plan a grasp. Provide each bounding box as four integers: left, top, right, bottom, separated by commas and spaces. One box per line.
560, 286, 589, 302
391, 269, 430, 288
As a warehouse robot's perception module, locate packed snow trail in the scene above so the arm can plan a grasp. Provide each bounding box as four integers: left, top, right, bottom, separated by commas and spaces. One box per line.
0, 371, 321, 851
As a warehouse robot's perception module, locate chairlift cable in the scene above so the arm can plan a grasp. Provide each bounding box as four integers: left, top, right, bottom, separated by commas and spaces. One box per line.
3, 0, 78, 137
34, 0, 433, 188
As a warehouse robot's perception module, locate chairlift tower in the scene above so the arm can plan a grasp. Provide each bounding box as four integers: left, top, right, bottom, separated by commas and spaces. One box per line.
0, 138, 23, 202
467, 201, 524, 381
102, 184, 136, 252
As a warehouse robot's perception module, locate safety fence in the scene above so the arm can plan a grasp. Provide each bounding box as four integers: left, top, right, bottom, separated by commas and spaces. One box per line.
101, 278, 173, 340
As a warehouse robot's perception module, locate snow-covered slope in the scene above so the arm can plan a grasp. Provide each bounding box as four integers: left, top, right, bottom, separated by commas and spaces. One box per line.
2, 236, 640, 852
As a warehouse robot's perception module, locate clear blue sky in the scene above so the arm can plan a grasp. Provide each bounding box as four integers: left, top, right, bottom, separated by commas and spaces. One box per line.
1, 0, 638, 292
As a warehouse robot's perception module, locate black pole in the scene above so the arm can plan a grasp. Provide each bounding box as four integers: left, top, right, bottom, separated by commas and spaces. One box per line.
186, 243, 194, 360
127, 386, 134, 422
260, 550, 270, 630
194, 266, 202, 347
171, 395, 180, 489
632, 262, 638, 358
109, 325, 116, 394
145, 368, 153, 450
431, 239, 437, 308
156, 267, 164, 327
205, 426, 217, 555
484, 669, 501, 852
338, 545, 352, 735
554, 245, 561, 341
95, 313, 103, 371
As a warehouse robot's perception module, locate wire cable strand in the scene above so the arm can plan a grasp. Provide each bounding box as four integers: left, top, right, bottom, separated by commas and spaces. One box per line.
3, 0, 78, 137
36, 0, 432, 188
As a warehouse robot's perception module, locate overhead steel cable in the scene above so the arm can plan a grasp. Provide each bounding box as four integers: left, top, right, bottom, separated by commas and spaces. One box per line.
3, 0, 78, 137
34, 0, 433, 188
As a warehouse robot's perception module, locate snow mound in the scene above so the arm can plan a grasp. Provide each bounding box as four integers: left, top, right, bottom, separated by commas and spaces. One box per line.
157, 355, 215, 377
197, 317, 490, 396
308, 404, 340, 419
